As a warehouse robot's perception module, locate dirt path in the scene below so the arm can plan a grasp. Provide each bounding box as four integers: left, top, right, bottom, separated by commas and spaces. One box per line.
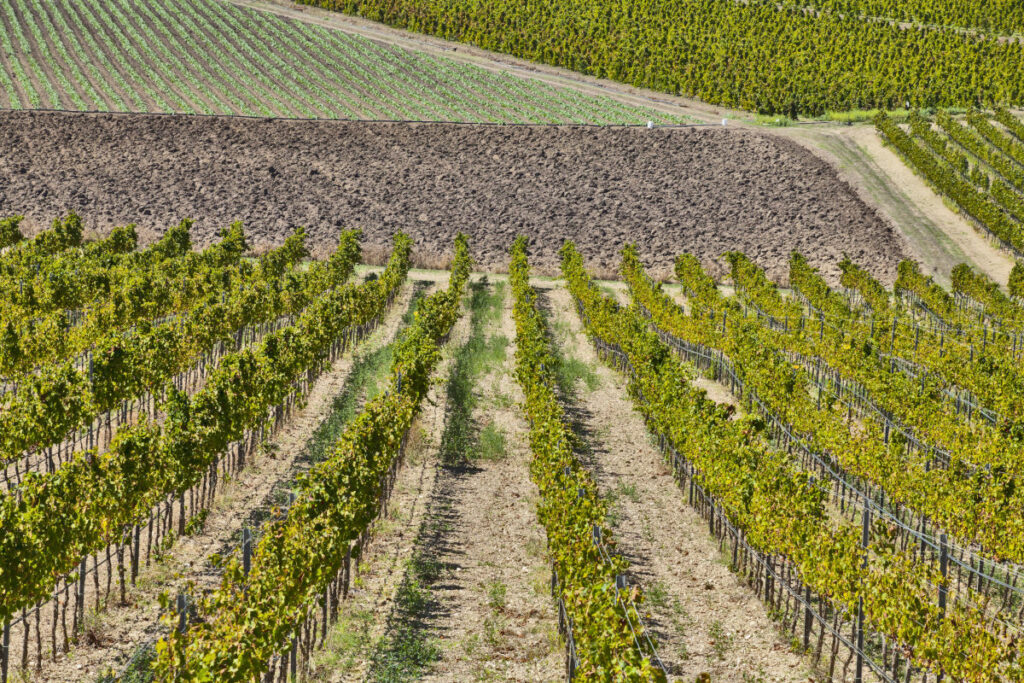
27, 283, 417, 682
544, 284, 812, 681
782, 126, 1016, 287
415, 279, 561, 681
306, 278, 473, 682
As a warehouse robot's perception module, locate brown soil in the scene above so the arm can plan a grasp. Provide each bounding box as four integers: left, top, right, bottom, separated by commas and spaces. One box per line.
0, 110, 910, 284
544, 284, 812, 681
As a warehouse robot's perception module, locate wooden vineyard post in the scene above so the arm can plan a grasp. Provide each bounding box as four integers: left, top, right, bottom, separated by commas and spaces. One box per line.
938, 534, 948, 616
176, 594, 188, 635
243, 526, 253, 590
803, 585, 812, 652
855, 506, 870, 683
2, 617, 9, 683
75, 558, 86, 639
937, 533, 948, 683
131, 525, 141, 586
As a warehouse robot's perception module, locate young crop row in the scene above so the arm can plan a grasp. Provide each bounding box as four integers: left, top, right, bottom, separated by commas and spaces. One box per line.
153, 235, 470, 681
563, 242, 1018, 680
0, 233, 412, 624
509, 237, 664, 682
305, 0, 1024, 115
0, 0, 685, 124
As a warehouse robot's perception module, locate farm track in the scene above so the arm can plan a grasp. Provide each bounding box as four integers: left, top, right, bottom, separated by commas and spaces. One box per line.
781, 126, 1016, 287
15, 281, 419, 683
545, 284, 812, 681
310, 277, 562, 681
0, 111, 911, 285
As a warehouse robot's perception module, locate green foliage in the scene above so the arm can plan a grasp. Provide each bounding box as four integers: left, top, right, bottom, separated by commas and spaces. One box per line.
0, 231, 407, 624
788, 251, 851, 320
837, 256, 892, 316
0, 226, 358, 474
895, 259, 957, 321
302, 0, 1024, 115
586, 243, 1021, 680
876, 111, 1024, 255
0, 216, 24, 249
1011, 262, 1024, 300
511, 236, 665, 682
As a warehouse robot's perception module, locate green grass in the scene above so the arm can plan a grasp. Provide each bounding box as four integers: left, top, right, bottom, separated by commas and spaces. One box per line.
308, 609, 376, 679
474, 422, 507, 461
367, 570, 443, 681
95, 643, 157, 683
301, 286, 427, 465
0, 0, 690, 124
439, 280, 509, 464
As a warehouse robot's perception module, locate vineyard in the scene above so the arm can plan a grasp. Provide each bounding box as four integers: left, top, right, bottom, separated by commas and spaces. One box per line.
0, 0, 684, 124
876, 108, 1024, 276
4, 0, 1024, 679
0, 205, 1020, 682
299, 0, 1024, 115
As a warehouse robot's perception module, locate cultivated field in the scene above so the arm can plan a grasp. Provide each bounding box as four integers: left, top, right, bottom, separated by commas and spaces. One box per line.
0, 110, 910, 282
0, 0, 684, 124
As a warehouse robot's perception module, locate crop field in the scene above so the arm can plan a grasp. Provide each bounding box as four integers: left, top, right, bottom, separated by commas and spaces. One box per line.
4, 0, 1024, 681
0, 213, 1022, 682
876, 108, 1024, 260
0, 0, 686, 124
0, 110, 911, 282
300, 0, 1024, 115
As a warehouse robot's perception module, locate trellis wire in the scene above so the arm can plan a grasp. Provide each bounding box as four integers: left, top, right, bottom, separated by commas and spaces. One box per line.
642, 314, 1024, 639
1, 314, 297, 491
582, 322, 916, 682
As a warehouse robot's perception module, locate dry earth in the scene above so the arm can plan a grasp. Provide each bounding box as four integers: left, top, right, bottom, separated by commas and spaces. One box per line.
0, 110, 910, 284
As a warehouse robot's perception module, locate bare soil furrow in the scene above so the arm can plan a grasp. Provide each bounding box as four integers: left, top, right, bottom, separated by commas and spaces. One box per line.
417, 280, 561, 682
